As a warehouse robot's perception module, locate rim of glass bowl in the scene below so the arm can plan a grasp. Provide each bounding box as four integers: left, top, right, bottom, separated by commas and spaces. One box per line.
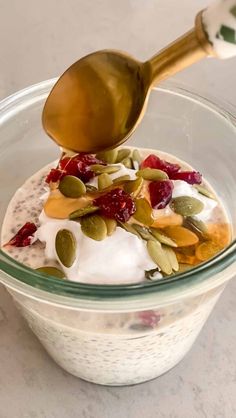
0, 78, 236, 303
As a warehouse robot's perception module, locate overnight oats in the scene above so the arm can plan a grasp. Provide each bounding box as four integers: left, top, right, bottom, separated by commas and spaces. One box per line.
1, 146, 231, 385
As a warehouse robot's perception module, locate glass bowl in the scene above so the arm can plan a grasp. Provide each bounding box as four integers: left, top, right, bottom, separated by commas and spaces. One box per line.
0, 79, 235, 386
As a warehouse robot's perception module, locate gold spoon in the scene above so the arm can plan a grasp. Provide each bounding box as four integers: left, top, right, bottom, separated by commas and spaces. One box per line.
42, 1, 236, 153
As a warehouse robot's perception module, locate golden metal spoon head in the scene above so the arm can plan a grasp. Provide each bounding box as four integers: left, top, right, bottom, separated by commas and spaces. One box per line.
42, 50, 149, 153
42, 12, 212, 154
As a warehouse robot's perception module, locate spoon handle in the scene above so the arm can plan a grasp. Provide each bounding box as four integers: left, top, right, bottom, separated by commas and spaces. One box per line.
148, 0, 236, 85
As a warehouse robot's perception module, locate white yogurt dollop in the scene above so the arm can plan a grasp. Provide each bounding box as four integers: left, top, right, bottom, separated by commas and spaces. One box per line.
35, 178, 217, 283
36, 211, 157, 284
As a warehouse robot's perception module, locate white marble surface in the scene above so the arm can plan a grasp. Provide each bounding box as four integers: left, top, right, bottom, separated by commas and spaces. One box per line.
0, 0, 236, 417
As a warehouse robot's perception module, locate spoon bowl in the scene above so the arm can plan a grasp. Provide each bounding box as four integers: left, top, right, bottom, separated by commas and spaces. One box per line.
43, 2, 236, 153
42, 51, 149, 152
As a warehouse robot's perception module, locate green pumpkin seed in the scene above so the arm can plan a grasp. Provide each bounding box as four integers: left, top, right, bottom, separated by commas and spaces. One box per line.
116, 148, 131, 163
133, 198, 154, 226
119, 222, 141, 238
80, 214, 107, 241
59, 175, 86, 198
170, 196, 204, 216
147, 240, 172, 275
145, 268, 162, 281
90, 164, 121, 175
55, 229, 76, 267
96, 149, 118, 164
113, 175, 131, 184
86, 184, 98, 193
132, 224, 155, 241
103, 218, 117, 236
69, 205, 99, 220
163, 246, 179, 272
132, 149, 142, 165
150, 227, 177, 247
136, 168, 168, 181
36, 266, 65, 279
184, 216, 208, 239
123, 177, 143, 196
195, 185, 216, 200
98, 173, 113, 190
121, 157, 133, 169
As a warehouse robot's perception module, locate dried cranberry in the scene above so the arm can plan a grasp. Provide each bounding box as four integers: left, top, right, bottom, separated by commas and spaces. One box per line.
139, 311, 161, 328
78, 154, 104, 166
149, 180, 173, 209
59, 154, 105, 183
141, 154, 180, 176
94, 188, 136, 222
45, 168, 65, 184
5, 222, 37, 247
169, 171, 202, 184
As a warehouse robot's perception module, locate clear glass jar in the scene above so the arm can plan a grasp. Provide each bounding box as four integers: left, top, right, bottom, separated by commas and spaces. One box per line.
0, 79, 235, 386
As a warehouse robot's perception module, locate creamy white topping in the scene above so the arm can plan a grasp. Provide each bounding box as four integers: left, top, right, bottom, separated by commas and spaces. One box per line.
34, 178, 217, 282
35, 211, 158, 284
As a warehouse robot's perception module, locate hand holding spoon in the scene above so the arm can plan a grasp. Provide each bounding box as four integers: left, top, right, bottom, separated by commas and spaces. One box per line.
43, 0, 236, 153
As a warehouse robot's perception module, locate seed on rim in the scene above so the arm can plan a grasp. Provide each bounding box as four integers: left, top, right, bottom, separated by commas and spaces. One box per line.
103, 218, 117, 236
36, 266, 65, 279
96, 149, 118, 164
132, 224, 155, 241
133, 198, 154, 226
55, 229, 77, 267
123, 177, 143, 196
170, 196, 204, 216
116, 148, 131, 163
90, 164, 121, 174
80, 214, 107, 241
98, 173, 113, 190
195, 185, 216, 200
59, 175, 86, 198
164, 225, 199, 247
69, 205, 99, 220
150, 227, 177, 247
163, 246, 179, 272
136, 168, 168, 181
113, 175, 131, 184
147, 240, 172, 275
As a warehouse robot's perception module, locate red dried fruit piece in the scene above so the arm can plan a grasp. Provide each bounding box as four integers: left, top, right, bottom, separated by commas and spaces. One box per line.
169, 171, 202, 184
94, 188, 136, 222
79, 154, 104, 166
141, 154, 180, 176
139, 311, 161, 328
59, 154, 105, 183
45, 168, 65, 184
5, 222, 37, 247
149, 180, 173, 209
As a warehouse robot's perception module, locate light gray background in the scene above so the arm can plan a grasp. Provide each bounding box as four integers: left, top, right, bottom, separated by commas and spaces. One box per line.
0, 1, 236, 417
